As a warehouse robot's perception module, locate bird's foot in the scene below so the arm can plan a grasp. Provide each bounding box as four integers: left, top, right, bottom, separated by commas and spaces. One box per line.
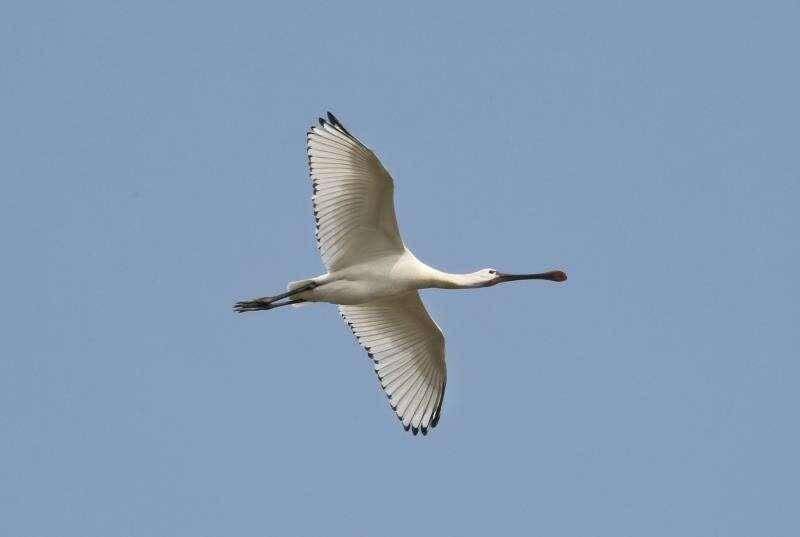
234, 297, 276, 313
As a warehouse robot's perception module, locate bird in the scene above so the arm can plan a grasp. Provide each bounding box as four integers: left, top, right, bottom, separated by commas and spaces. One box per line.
235, 112, 567, 435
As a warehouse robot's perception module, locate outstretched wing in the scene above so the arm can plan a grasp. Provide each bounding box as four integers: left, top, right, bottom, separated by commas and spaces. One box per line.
340, 292, 446, 435
308, 112, 405, 271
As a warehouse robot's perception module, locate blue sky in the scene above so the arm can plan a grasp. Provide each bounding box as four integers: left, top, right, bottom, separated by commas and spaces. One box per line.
2, 1, 798, 535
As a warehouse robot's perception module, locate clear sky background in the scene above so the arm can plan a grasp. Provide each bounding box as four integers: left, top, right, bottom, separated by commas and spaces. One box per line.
2, 2, 798, 536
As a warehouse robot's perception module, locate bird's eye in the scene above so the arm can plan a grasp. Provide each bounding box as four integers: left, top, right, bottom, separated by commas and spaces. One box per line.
488, 270, 496, 274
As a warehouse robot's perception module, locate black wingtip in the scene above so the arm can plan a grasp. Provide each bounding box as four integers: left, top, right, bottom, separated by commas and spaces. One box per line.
325, 111, 352, 135
318, 117, 325, 126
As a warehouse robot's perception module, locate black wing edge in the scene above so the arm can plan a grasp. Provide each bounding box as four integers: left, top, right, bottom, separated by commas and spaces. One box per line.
325, 111, 353, 136
306, 111, 364, 255
312, 111, 365, 146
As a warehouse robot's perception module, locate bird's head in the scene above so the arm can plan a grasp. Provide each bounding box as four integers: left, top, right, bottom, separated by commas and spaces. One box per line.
473, 267, 568, 287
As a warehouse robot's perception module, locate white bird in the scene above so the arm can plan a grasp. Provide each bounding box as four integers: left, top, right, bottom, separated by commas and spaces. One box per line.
235, 112, 567, 435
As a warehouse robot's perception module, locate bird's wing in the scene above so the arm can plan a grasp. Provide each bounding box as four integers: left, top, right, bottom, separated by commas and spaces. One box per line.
308, 112, 405, 271
339, 292, 446, 435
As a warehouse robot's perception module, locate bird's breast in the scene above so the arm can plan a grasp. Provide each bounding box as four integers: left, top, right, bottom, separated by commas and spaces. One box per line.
309, 278, 411, 305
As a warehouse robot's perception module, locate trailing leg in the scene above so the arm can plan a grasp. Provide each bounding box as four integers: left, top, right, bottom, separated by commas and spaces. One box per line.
233, 281, 317, 313
234, 298, 305, 313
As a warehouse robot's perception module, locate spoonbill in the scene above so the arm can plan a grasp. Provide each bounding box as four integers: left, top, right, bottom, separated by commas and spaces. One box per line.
235, 112, 567, 435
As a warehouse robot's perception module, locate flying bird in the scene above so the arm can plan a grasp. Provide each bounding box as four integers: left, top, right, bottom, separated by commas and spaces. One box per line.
235, 112, 567, 435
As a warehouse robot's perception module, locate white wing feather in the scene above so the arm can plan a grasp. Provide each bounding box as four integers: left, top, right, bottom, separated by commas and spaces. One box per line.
308, 114, 405, 271
340, 292, 446, 435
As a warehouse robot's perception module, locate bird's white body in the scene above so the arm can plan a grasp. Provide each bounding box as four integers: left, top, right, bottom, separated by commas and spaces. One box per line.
297, 252, 486, 305
236, 113, 566, 435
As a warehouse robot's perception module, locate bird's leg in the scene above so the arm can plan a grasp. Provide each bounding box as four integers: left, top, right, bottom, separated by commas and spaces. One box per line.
264, 281, 318, 303
234, 298, 305, 312
233, 282, 317, 313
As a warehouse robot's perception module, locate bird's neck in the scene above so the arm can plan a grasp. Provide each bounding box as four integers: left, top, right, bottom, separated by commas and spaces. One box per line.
426, 269, 485, 289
